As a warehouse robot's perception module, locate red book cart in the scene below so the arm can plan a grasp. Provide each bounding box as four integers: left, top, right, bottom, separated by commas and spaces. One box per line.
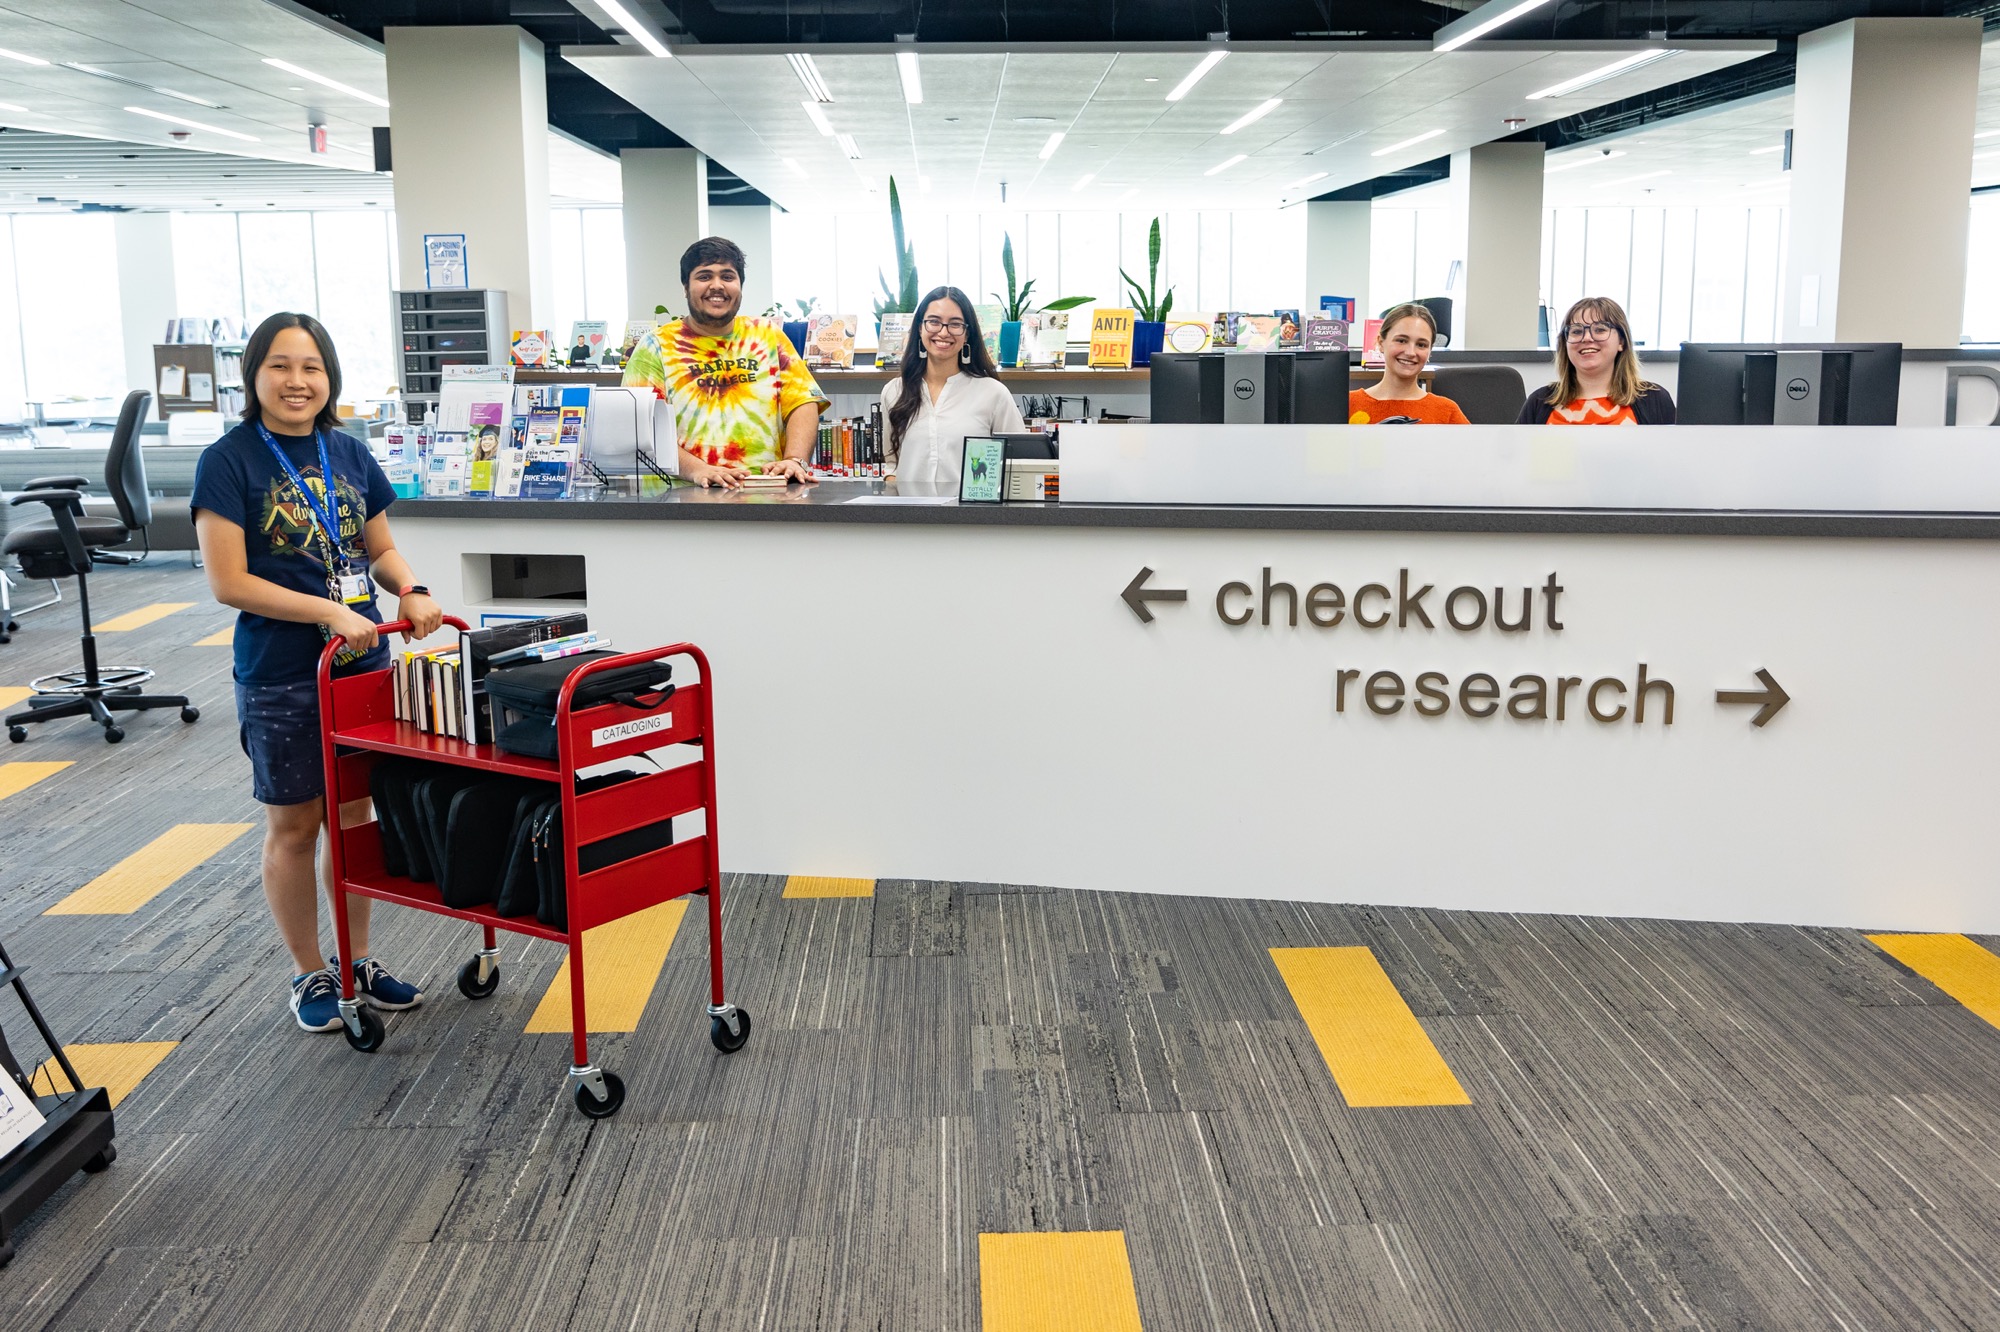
314, 617, 750, 1118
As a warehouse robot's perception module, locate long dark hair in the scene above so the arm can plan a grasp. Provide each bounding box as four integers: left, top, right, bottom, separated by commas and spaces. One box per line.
241, 311, 344, 431
888, 286, 999, 453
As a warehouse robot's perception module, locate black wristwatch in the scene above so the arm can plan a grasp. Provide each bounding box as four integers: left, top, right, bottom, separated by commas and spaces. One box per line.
401, 584, 431, 598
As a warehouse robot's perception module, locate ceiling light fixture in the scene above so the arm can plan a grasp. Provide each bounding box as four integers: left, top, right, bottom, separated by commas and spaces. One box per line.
1975, 129, 2000, 141
836, 132, 861, 160
1073, 172, 1095, 191
1545, 149, 1625, 173
782, 157, 807, 178
788, 52, 833, 102
1433, 0, 1557, 53
1221, 98, 1282, 135
1205, 153, 1246, 176
594, 0, 673, 57
65, 64, 222, 107
1038, 131, 1064, 160
801, 101, 834, 136
1593, 169, 1670, 189
1371, 128, 1444, 158
896, 51, 922, 104
1165, 50, 1227, 102
1287, 170, 1329, 189
126, 106, 259, 142
1526, 49, 1675, 100
0, 101, 24, 114
260, 58, 390, 107
1749, 143, 1786, 155
0, 47, 46, 66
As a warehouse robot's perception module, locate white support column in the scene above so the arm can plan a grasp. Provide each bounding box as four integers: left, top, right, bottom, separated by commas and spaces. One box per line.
711, 204, 775, 315
1782, 17, 1982, 346
113, 213, 177, 399
384, 26, 552, 329
622, 148, 709, 319
1446, 142, 1544, 350
1303, 200, 1370, 318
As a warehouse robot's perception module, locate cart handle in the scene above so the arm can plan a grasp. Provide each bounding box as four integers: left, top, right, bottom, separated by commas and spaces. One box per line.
316, 614, 470, 677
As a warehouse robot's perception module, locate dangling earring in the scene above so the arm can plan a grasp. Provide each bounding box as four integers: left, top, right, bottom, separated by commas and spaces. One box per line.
960, 345, 971, 364
917, 344, 926, 359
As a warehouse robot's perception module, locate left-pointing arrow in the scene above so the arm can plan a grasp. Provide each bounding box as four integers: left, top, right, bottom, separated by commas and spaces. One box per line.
1121, 567, 1188, 624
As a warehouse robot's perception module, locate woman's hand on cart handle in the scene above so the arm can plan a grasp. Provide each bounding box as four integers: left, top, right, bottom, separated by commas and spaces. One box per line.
398, 590, 444, 641
322, 603, 379, 654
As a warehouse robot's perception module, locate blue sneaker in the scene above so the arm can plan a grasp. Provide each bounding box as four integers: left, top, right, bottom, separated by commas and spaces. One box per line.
290, 969, 343, 1033
334, 956, 425, 1011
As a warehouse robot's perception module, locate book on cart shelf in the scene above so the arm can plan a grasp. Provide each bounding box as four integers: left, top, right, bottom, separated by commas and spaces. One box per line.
455, 613, 592, 745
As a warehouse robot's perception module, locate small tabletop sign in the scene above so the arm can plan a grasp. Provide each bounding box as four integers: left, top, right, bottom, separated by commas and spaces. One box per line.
1088, 308, 1137, 369
423, 233, 468, 290
959, 436, 1006, 504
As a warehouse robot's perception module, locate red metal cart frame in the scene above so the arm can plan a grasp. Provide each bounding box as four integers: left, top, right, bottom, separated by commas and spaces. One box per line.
314, 617, 749, 1118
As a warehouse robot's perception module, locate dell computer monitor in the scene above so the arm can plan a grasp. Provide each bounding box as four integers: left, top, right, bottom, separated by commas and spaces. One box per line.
1678, 343, 1901, 425
1149, 351, 1348, 425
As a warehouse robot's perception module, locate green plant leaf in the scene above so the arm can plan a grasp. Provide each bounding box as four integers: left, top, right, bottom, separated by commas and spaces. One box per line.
1158, 289, 1173, 322
1040, 296, 1095, 311
1147, 217, 1162, 290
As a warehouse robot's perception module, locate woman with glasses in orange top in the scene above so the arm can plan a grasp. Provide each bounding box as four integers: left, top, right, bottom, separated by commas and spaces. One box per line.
1518, 296, 1676, 425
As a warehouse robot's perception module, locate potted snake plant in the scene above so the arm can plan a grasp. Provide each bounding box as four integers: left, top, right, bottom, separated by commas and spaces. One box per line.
993, 233, 1093, 368
1119, 217, 1174, 366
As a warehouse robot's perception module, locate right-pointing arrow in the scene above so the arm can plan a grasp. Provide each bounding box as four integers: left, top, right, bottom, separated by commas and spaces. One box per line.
1716, 669, 1790, 727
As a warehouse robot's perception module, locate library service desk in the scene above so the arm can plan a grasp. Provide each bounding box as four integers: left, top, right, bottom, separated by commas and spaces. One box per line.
392, 422, 2000, 934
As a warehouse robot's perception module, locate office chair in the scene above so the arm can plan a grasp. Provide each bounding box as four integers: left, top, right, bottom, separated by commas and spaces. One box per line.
2, 483, 198, 744
1415, 297, 1453, 348
1429, 365, 1528, 424
84, 389, 155, 565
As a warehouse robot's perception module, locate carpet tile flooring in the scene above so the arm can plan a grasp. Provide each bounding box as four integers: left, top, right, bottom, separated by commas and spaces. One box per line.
2, 562, 2000, 1329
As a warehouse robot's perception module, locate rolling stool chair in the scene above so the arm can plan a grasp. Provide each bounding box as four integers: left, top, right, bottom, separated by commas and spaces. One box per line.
3, 484, 198, 744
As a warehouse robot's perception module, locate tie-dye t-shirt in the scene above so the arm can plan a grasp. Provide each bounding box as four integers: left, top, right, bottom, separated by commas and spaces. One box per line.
622, 318, 828, 470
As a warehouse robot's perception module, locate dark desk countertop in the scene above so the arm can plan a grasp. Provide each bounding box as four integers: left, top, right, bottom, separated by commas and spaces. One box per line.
394, 481, 2000, 540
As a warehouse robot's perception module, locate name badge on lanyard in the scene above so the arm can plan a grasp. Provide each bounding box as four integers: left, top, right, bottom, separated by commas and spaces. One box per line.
256, 422, 370, 603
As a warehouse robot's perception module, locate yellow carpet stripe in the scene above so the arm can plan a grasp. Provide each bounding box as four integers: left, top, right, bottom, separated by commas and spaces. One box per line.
34, 1041, 179, 1108
0, 761, 71, 802
1269, 946, 1471, 1108
526, 900, 687, 1033
92, 601, 195, 632
45, 823, 255, 915
783, 875, 876, 898
1868, 933, 2000, 1031
195, 627, 234, 647
979, 1231, 1146, 1332
0, 686, 30, 710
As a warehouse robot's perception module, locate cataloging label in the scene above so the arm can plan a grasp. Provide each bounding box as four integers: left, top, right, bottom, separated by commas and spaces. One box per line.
591, 712, 673, 748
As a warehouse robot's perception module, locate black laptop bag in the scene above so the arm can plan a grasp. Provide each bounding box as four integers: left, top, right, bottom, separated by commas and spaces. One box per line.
484, 653, 675, 760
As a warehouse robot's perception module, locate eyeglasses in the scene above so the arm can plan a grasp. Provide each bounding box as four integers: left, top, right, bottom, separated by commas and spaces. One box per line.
921, 317, 968, 335
1564, 321, 1618, 342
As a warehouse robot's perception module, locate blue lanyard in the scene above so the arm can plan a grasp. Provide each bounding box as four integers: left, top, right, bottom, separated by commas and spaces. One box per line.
255, 422, 347, 565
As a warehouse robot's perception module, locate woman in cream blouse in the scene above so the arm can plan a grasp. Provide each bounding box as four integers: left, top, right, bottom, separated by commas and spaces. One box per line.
881, 286, 1026, 491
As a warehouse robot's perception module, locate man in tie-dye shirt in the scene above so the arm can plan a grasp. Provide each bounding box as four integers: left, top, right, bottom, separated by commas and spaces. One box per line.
622, 236, 829, 488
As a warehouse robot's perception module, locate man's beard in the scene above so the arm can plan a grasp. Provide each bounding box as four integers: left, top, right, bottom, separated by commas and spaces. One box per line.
688, 291, 741, 328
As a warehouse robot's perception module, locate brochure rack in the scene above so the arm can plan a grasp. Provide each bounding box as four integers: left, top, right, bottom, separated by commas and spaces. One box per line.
0, 937, 117, 1266
315, 617, 749, 1118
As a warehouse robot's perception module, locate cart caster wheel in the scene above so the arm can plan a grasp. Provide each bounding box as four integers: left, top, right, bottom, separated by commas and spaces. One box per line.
574, 1070, 625, 1119
82, 1144, 116, 1173
457, 957, 500, 999
0, 1238, 13, 1266
103, 726, 124, 744
7, 727, 23, 743
710, 1007, 751, 1053
344, 1007, 386, 1052
180, 706, 200, 724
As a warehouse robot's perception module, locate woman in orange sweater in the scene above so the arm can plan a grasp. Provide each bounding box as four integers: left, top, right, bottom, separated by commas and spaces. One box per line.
1347, 303, 1470, 425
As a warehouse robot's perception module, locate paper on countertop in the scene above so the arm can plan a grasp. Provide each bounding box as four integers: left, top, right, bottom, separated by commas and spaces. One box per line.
842, 495, 958, 506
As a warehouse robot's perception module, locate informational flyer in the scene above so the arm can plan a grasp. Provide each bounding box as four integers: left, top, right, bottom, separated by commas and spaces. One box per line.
424, 234, 468, 290
0, 1073, 48, 1158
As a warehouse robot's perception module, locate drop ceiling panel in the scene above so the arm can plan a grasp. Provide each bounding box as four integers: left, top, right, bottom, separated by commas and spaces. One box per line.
568, 41, 1773, 213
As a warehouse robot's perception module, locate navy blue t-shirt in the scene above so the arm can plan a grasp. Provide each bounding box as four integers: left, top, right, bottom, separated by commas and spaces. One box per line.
190, 420, 397, 685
